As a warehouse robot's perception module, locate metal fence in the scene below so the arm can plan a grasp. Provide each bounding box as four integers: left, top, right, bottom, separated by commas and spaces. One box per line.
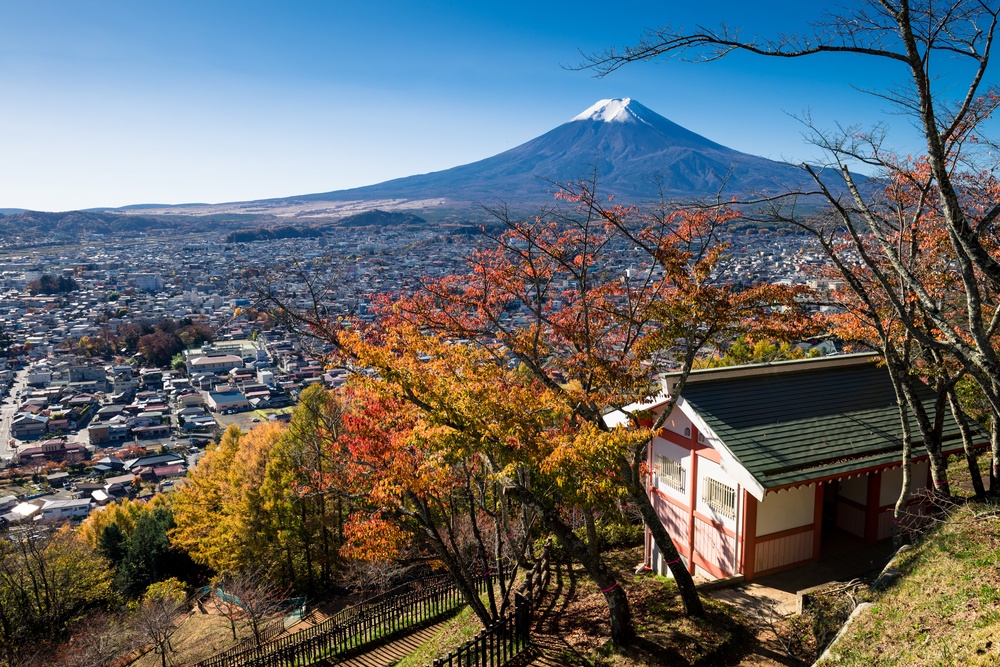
432, 541, 552, 667
197, 573, 486, 667
196, 591, 292, 663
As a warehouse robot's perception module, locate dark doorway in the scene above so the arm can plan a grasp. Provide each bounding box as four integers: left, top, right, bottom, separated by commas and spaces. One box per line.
822, 480, 840, 535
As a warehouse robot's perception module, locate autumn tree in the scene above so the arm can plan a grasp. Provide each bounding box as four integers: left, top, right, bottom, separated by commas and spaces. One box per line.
76, 334, 114, 358
132, 578, 187, 667
172, 416, 347, 593
171, 424, 279, 576
384, 188, 810, 623
175, 322, 213, 349
77, 317, 214, 365
334, 378, 537, 631
694, 335, 813, 368
799, 196, 959, 529
79, 497, 198, 598
760, 159, 972, 503
584, 0, 1000, 492
137, 331, 184, 368
262, 187, 811, 642
0, 527, 113, 667
260, 384, 349, 594
27, 274, 77, 295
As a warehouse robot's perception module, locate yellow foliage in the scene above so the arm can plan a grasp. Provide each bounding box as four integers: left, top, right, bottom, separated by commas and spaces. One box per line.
144, 576, 186, 603
78, 495, 170, 549
170, 422, 286, 576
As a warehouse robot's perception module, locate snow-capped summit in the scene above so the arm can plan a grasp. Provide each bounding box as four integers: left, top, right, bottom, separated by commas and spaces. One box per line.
277, 98, 839, 209
571, 97, 652, 125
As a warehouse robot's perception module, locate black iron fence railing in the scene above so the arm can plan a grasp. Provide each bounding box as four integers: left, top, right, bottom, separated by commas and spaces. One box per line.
431, 541, 551, 667
197, 572, 487, 667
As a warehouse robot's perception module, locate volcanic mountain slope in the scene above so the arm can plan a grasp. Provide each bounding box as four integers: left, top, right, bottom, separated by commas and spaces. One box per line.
287, 98, 826, 206
86, 98, 837, 224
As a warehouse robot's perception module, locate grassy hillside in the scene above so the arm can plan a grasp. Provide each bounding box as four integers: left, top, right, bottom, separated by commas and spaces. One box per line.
819, 503, 1000, 666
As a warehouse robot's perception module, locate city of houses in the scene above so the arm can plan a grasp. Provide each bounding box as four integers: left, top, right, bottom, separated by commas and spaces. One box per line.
0, 225, 836, 531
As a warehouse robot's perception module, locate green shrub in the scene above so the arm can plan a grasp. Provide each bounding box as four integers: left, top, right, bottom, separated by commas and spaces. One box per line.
596, 520, 644, 549
541, 519, 644, 560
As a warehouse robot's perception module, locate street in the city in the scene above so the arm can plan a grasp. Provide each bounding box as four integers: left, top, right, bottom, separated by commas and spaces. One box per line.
0, 368, 29, 466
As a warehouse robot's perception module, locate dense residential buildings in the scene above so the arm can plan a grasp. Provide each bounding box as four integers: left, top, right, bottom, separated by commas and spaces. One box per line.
0, 224, 837, 530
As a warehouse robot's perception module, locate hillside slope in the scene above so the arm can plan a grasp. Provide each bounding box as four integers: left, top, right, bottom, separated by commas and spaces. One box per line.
819, 505, 1000, 666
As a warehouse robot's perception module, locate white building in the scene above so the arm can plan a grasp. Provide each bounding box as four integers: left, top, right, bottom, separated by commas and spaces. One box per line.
40, 498, 93, 521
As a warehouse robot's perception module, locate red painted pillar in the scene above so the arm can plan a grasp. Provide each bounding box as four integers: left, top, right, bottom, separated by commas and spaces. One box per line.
742, 490, 757, 580
688, 451, 699, 575
645, 428, 654, 570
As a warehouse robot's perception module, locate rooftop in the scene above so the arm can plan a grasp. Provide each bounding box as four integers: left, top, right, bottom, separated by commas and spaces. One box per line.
679, 354, 970, 490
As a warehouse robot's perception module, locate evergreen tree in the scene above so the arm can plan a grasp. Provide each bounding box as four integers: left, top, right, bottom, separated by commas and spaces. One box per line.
97, 523, 128, 566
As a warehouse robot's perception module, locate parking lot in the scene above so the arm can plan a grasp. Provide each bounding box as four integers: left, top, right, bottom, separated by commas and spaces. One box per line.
214, 407, 293, 433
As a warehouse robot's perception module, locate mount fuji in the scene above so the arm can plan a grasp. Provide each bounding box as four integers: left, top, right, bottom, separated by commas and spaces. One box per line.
0, 99, 836, 236
278, 97, 823, 209
100, 98, 835, 223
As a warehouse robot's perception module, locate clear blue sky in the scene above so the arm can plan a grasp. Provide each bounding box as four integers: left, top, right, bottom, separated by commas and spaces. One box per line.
0, 1, 978, 211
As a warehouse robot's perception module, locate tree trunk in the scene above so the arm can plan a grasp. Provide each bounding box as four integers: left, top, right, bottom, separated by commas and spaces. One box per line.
594, 568, 634, 646
990, 416, 1000, 496
899, 377, 950, 497
319, 495, 332, 586
584, 508, 600, 565
924, 435, 950, 498
251, 616, 262, 646
947, 389, 985, 497
284, 544, 296, 592
427, 535, 493, 627
630, 483, 704, 616
0, 605, 16, 667
300, 500, 314, 597
465, 479, 499, 619
559, 521, 635, 645
337, 495, 344, 543
624, 452, 704, 617
887, 357, 913, 549
407, 492, 495, 628
504, 483, 636, 644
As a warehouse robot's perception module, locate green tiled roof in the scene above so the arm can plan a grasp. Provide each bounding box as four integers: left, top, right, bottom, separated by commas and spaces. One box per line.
680, 356, 968, 489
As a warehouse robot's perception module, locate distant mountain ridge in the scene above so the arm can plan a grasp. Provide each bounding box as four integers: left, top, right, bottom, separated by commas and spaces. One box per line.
5, 99, 840, 230
0, 210, 166, 235
225, 226, 324, 243
0, 209, 279, 239
335, 209, 427, 227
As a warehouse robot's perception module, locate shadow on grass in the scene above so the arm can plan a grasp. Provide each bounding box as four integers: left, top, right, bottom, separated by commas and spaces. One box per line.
529, 560, 595, 666
530, 556, 757, 666
632, 602, 757, 667
535, 558, 578, 633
